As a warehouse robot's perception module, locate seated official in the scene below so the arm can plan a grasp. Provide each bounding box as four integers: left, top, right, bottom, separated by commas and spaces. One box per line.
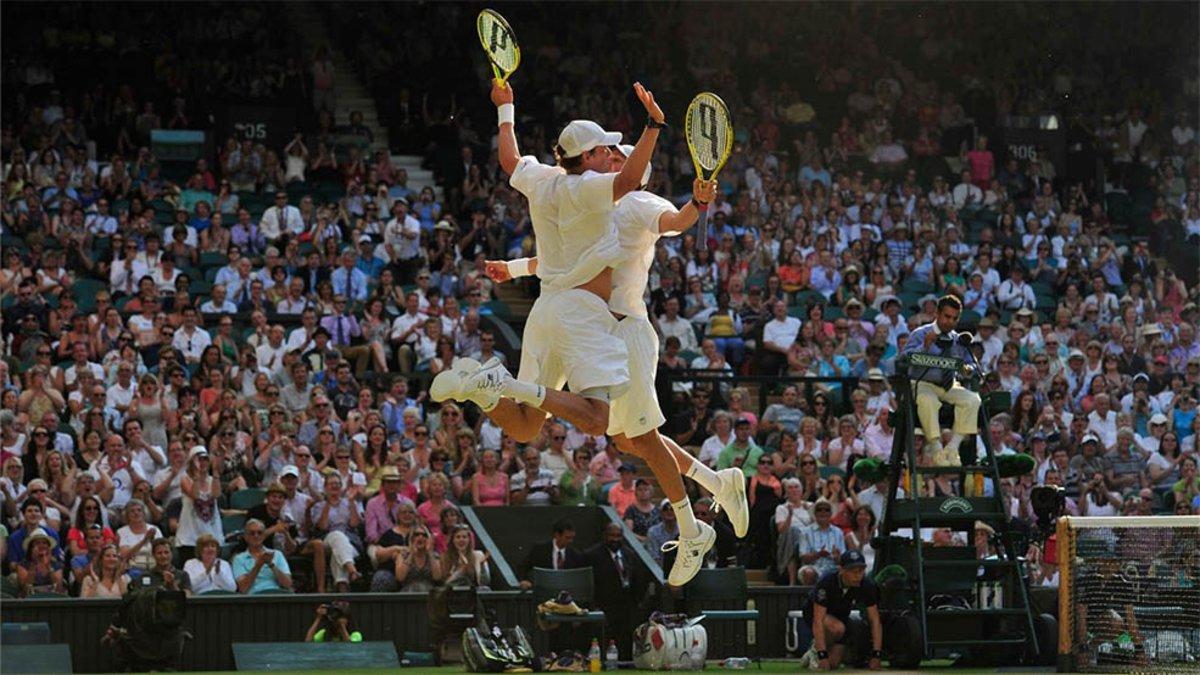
900, 295, 981, 466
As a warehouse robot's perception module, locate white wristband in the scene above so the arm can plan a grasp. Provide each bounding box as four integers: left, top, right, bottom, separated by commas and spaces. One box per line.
506, 257, 532, 278
497, 104, 515, 127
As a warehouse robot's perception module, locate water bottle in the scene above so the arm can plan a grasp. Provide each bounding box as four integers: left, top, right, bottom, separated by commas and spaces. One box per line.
721, 657, 751, 669
605, 640, 619, 671
588, 638, 602, 673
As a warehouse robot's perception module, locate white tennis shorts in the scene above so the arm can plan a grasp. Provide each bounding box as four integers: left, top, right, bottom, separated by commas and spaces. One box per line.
607, 315, 665, 438
517, 288, 630, 396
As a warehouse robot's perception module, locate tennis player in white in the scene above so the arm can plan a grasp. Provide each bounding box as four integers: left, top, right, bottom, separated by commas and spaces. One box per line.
432, 80, 661, 450
485, 145, 750, 586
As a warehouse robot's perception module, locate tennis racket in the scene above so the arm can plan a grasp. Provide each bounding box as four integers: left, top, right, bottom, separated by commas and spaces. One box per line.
477, 9, 521, 83
684, 92, 733, 247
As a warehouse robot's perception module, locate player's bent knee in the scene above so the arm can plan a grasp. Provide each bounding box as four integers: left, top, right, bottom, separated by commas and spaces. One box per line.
507, 423, 543, 444
577, 397, 610, 437
631, 432, 664, 455
823, 615, 845, 638
613, 434, 641, 457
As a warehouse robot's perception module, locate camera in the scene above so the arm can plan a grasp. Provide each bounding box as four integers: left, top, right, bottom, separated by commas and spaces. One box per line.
1030, 485, 1065, 539
321, 600, 350, 619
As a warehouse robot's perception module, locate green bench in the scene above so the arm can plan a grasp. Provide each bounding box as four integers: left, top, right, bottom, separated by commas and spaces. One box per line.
232, 641, 399, 671
1, 622, 50, 645
0, 644, 73, 673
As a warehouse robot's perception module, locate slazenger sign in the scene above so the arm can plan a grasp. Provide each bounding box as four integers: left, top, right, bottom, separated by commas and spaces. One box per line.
939, 497, 973, 514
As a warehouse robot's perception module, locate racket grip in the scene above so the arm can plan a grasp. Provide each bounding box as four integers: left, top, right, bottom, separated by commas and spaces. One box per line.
696, 210, 709, 251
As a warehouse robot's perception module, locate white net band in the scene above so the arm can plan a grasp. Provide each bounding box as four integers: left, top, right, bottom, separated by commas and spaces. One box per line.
1065, 515, 1200, 529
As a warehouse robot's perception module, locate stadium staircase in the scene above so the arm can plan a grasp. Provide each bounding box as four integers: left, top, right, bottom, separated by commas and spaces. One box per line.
290, 4, 389, 154
289, 3, 441, 201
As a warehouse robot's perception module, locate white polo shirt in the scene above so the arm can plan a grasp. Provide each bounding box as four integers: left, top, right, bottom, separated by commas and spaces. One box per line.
609, 191, 677, 318
509, 156, 621, 292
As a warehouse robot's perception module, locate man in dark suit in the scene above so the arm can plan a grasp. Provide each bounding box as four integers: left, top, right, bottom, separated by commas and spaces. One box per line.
518, 519, 585, 589
586, 522, 651, 659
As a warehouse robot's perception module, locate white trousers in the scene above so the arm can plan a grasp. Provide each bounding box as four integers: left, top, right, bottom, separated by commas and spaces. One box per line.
914, 380, 980, 441
324, 530, 357, 583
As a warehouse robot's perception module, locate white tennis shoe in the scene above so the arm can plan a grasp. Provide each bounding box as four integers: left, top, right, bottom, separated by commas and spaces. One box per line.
430, 357, 507, 411
661, 520, 715, 587
712, 468, 749, 538
430, 357, 480, 402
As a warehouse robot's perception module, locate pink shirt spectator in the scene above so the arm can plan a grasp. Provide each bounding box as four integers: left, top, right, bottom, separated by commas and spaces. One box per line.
966, 149, 994, 188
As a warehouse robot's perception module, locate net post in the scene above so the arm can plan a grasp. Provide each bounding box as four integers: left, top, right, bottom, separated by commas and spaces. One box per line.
1056, 516, 1071, 672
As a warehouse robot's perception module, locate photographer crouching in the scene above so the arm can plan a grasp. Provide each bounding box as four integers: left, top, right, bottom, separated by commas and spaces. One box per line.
305, 600, 363, 643
900, 295, 981, 467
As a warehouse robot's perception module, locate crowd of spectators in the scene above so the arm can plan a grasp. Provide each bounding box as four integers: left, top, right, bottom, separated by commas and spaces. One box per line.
0, 2, 1198, 599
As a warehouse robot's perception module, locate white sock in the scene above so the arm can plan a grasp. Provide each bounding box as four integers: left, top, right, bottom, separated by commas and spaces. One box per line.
673, 497, 700, 538
504, 379, 546, 407
685, 458, 723, 494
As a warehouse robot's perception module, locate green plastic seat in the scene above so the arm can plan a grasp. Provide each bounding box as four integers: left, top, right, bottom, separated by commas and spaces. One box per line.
683, 567, 760, 666
229, 488, 266, 511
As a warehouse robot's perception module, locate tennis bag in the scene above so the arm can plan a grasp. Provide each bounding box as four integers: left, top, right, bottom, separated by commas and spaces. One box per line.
633, 612, 707, 670
462, 623, 539, 672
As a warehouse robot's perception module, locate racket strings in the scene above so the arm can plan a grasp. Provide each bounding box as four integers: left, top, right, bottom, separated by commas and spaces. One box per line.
478, 13, 519, 73
692, 138, 723, 172
687, 93, 732, 176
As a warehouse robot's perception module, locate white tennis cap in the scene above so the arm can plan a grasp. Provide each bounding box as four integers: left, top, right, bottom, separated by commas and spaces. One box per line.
558, 120, 621, 158
616, 144, 652, 186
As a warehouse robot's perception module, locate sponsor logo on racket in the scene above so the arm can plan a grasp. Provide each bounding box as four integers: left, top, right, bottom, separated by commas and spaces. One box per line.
476, 9, 521, 82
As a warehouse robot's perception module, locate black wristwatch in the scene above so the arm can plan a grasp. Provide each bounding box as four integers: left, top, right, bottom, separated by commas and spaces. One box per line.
690, 197, 709, 210
646, 118, 668, 129
816, 650, 829, 659
870, 649, 883, 659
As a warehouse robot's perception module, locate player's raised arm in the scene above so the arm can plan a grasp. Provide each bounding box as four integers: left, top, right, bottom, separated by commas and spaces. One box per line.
659, 179, 718, 233
615, 82, 664, 201
493, 80, 520, 176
